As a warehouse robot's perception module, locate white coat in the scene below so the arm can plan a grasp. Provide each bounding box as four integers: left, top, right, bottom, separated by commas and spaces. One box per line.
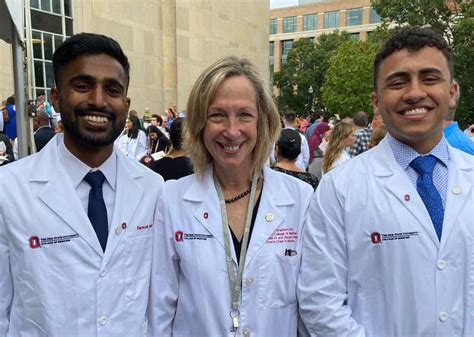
298, 137, 474, 337
147, 166, 313, 337
0, 135, 164, 337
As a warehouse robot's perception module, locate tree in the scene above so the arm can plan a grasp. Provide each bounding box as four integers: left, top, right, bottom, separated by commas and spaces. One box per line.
273, 31, 351, 115
371, 0, 458, 44
452, 1, 474, 129
322, 40, 379, 119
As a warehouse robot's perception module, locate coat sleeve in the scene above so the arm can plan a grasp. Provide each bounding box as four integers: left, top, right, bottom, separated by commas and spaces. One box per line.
0, 201, 12, 335
301, 135, 310, 169
147, 185, 180, 336
297, 174, 365, 337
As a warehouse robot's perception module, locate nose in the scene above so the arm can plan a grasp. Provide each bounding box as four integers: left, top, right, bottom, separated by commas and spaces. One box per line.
223, 117, 241, 139
88, 86, 107, 109
403, 79, 427, 104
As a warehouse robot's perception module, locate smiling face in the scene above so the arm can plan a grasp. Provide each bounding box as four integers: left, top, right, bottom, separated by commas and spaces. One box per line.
51, 53, 130, 152
371, 47, 457, 153
203, 75, 258, 175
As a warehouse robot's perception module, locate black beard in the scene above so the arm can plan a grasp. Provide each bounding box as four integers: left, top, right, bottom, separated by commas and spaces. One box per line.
60, 103, 126, 149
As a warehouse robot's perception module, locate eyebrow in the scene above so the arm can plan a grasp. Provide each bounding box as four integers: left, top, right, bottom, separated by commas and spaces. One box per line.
384, 67, 445, 83
69, 74, 126, 89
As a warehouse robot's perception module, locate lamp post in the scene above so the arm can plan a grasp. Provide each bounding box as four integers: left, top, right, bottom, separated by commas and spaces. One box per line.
307, 85, 314, 115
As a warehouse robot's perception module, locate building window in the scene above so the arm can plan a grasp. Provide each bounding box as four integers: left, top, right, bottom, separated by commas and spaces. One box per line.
370, 8, 381, 23
350, 32, 360, 40
324, 11, 340, 29
282, 16, 296, 33
346, 8, 363, 26
269, 42, 274, 87
269, 18, 277, 35
31, 0, 73, 17
281, 40, 293, 64
303, 14, 317, 31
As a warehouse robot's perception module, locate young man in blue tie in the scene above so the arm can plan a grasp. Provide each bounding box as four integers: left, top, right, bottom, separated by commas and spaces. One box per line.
299, 27, 473, 337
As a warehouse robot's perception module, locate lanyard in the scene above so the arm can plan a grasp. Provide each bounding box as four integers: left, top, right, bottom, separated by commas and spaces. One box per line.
214, 173, 259, 334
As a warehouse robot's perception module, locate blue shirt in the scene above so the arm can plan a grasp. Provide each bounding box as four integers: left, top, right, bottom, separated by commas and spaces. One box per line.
387, 134, 449, 208
443, 121, 474, 155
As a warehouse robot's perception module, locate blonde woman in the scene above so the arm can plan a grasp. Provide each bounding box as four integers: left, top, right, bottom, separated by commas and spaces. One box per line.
321, 121, 355, 174
148, 56, 313, 336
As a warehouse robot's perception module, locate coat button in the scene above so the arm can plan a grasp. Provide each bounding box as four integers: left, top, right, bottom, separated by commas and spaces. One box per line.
99, 316, 108, 325
115, 225, 122, 235
437, 260, 447, 270
265, 213, 274, 222
439, 312, 448, 322
245, 276, 254, 285
242, 328, 251, 336
452, 186, 462, 194
99, 270, 107, 278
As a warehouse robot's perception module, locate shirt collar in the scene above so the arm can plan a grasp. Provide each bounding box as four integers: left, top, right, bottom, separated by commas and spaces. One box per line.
57, 137, 117, 190
387, 133, 449, 170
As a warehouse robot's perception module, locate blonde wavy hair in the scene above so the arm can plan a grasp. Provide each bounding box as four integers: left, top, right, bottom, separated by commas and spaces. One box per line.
184, 56, 281, 178
322, 122, 353, 173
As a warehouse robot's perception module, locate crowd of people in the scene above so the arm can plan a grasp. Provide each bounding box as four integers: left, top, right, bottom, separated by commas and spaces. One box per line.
0, 26, 473, 337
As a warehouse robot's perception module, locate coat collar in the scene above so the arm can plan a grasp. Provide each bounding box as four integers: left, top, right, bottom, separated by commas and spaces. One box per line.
30, 135, 144, 260
182, 165, 295, 264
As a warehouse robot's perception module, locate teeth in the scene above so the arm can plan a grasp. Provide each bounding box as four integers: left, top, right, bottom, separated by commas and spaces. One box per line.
84, 115, 108, 123
224, 145, 240, 151
404, 108, 428, 116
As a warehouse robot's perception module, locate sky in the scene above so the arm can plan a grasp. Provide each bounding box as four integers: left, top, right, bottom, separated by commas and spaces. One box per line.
270, 0, 298, 9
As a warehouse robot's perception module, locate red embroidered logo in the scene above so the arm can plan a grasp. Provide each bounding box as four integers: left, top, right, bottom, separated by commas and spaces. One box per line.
175, 231, 184, 242
371, 232, 382, 244
29, 236, 41, 249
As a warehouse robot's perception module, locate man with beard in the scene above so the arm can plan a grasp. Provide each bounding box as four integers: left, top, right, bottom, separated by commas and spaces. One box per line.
0, 33, 164, 336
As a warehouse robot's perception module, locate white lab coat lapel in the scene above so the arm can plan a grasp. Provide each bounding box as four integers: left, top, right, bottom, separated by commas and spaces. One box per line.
183, 167, 228, 255
33, 137, 104, 257
102, 150, 144, 265
372, 139, 440, 248
439, 145, 473, 248
244, 167, 294, 267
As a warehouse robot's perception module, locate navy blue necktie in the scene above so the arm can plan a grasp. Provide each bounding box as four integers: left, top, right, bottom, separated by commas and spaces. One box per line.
410, 155, 444, 241
84, 171, 108, 251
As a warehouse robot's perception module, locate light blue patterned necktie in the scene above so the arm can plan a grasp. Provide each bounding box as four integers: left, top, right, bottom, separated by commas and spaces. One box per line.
410, 155, 444, 241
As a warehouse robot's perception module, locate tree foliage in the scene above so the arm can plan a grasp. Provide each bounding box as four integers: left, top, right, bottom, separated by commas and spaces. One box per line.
371, 0, 458, 44
322, 40, 379, 119
273, 31, 351, 115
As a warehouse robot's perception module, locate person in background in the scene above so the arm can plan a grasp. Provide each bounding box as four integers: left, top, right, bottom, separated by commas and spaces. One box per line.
348, 111, 371, 157
147, 125, 170, 155
0, 132, 14, 165
321, 121, 355, 175
272, 128, 319, 190
4, 96, 16, 141
165, 107, 176, 130
148, 56, 313, 337
36, 90, 52, 122
151, 113, 169, 138
369, 124, 387, 149
0, 32, 164, 336
0, 100, 5, 134
281, 110, 310, 170
54, 120, 64, 133
299, 27, 473, 337
33, 111, 56, 151
116, 114, 147, 160
442, 81, 474, 155
148, 117, 193, 181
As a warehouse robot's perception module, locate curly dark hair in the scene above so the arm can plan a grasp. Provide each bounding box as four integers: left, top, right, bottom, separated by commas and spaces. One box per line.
373, 27, 453, 89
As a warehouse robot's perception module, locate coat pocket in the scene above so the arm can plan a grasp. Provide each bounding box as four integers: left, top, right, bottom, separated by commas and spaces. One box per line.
257, 254, 298, 309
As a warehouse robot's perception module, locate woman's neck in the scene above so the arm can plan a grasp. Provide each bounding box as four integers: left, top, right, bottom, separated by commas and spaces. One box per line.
276, 159, 303, 172
214, 165, 253, 193
167, 148, 185, 158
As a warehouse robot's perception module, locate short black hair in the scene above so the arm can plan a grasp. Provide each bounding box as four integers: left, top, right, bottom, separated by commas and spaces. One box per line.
283, 110, 297, 123
373, 27, 453, 89
36, 90, 46, 97
276, 128, 301, 161
52, 32, 130, 89
151, 114, 163, 125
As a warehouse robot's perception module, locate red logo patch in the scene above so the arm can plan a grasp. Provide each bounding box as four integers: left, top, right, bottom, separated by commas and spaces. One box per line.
371, 232, 382, 244
29, 236, 41, 249
175, 231, 183, 242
